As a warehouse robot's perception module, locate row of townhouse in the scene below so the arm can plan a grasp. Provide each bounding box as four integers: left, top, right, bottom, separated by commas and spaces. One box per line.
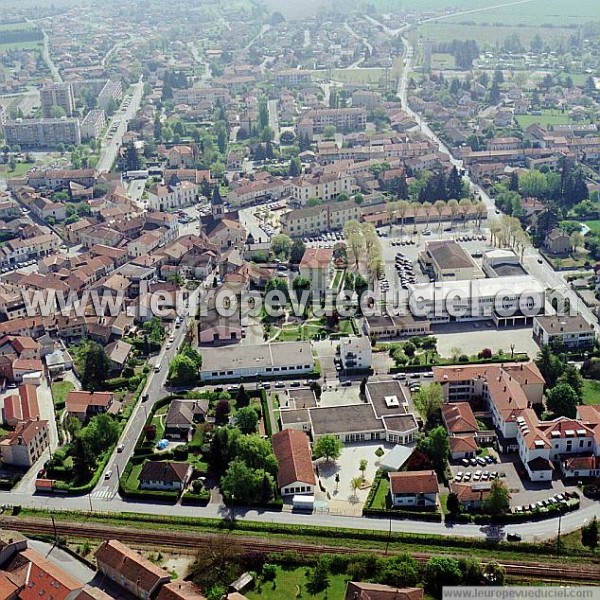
280, 199, 360, 237
315, 141, 432, 165
434, 362, 600, 481
0, 232, 61, 266
228, 176, 288, 207
290, 172, 356, 204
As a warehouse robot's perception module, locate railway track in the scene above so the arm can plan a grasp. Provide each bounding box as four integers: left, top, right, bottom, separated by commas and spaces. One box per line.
5, 516, 599, 583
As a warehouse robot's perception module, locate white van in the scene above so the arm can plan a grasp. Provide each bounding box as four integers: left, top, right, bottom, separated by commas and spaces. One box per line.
154, 363, 161, 373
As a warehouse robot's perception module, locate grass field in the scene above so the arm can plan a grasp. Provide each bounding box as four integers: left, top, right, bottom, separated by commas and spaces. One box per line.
412, 21, 575, 47
51, 380, 74, 414
0, 163, 32, 178
0, 22, 34, 31
0, 41, 42, 50
581, 221, 600, 235
246, 566, 348, 600
313, 68, 386, 85
582, 380, 600, 406
516, 111, 588, 129
431, 52, 455, 69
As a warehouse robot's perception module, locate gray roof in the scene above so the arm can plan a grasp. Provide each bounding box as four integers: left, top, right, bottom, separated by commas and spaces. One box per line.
166, 399, 209, 428
367, 380, 410, 419
201, 342, 313, 373
427, 240, 476, 270
534, 314, 594, 335
280, 409, 311, 427
309, 404, 383, 436
382, 414, 419, 434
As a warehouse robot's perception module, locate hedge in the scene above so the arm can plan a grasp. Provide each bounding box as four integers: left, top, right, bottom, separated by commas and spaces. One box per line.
363, 508, 442, 521
119, 487, 179, 503
389, 353, 529, 373
181, 490, 211, 506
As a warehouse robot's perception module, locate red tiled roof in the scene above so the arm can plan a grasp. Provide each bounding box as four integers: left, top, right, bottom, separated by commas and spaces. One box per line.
345, 582, 424, 600
389, 470, 439, 495
442, 402, 478, 434
156, 580, 207, 600
95, 540, 169, 594
65, 391, 113, 414
299, 247, 333, 269
272, 429, 316, 489
449, 435, 478, 452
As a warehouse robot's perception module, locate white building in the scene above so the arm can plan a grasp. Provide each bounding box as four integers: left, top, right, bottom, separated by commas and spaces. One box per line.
407, 276, 545, 326
147, 180, 198, 211
340, 336, 372, 371
0, 419, 49, 467
200, 342, 315, 381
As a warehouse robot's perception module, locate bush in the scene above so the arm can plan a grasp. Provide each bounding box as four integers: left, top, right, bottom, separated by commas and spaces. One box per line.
478, 348, 493, 359
173, 444, 189, 460
458, 354, 469, 362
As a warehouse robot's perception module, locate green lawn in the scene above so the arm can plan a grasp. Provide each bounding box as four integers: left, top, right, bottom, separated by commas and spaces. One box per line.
247, 566, 348, 600
312, 68, 385, 85
516, 111, 590, 130
431, 53, 456, 69
368, 475, 390, 510
0, 163, 33, 178
51, 381, 74, 414
581, 220, 600, 235
582, 380, 600, 405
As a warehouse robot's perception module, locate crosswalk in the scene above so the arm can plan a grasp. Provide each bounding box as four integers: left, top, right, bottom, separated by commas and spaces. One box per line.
90, 489, 116, 501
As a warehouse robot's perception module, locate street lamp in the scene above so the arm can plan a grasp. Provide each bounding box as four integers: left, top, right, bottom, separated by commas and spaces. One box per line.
230, 494, 235, 524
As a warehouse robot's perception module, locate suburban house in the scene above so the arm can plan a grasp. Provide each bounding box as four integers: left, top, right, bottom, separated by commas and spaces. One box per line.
441, 402, 479, 436
95, 539, 171, 600
139, 461, 191, 491
544, 229, 571, 255
0, 419, 49, 467
164, 399, 208, 441
388, 470, 439, 508
299, 247, 333, 291
339, 336, 372, 371
533, 315, 595, 350
345, 583, 424, 600
450, 482, 492, 510
105, 340, 133, 373
272, 429, 316, 497
65, 391, 115, 422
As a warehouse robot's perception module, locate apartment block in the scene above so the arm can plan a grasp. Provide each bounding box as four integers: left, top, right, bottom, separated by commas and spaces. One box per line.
4, 118, 81, 148
40, 82, 75, 118
81, 109, 106, 140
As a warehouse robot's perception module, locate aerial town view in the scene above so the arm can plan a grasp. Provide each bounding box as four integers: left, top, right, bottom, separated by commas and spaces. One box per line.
0, 0, 599, 598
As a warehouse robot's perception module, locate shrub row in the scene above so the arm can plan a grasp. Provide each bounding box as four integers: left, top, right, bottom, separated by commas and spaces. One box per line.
181, 490, 211, 506
363, 508, 443, 522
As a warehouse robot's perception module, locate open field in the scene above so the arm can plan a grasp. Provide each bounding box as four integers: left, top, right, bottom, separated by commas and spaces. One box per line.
0, 163, 33, 178
412, 22, 576, 47
516, 111, 591, 129
0, 22, 35, 31
431, 52, 455, 69
313, 68, 385, 85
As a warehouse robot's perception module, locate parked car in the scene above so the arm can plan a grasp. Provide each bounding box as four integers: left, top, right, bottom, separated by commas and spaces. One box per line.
507, 533, 522, 542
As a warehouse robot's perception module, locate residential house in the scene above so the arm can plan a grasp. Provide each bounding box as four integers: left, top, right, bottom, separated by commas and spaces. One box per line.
544, 229, 572, 255
65, 391, 114, 422
139, 461, 191, 491
299, 247, 332, 291
280, 200, 360, 237
0, 419, 49, 467
272, 429, 316, 497
345, 583, 423, 600
95, 540, 171, 600
105, 340, 133, 374
450, 482, 492, 510
388, 470, 439, 508
156, 581, 207, 600
164, 399, 208, 441
147, 180, 198, 211
2, 384, 39, 427
449, 435, 478, 460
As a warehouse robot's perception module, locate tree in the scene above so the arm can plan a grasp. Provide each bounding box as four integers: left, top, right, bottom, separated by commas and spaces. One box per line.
419, 426, 448, 474
424, 557, 463, 598
557, 364, 583, 399
221, 459, 274, 503
83, 414, 120, 455
70, 434, 95, 476
169, 354, 198, 385
306, 557, 330, 594
290, 238, 306, 264
50, 105, 66, 118
145, 424, 157, 441
483, 561, 506, 585
459, 558, 483, 585
414, 383, 444, 423
80, 342, 109, 390
519, 169, 548, 198
236, 406, 259, 434
288, 157, 301, 177
270, 234, 292, 260
446, 491, 460, 516
546, 382, 579, 418
359, 458, 368, 480
125, 142, 141, 172
310, 380, 322, 400
350, 476, 362, 497
582, 516, 599, 550
535, 344, 564, 388
403, 341, 416, 357
322, 125, 336, 139
380, 554, 419, 588
190, 535, 243, 592
483, 478, 510, 515
65, 416, 81, 440
313, 434, 342, 463
235, 384, 250, 408
292, 276, 311, 294
215, 400, 231, 426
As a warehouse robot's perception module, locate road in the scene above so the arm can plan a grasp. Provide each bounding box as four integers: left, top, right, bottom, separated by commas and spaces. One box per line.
40, 30, 62, 83
267, 99, 280, 144
96, 79, 144, 174
343, 22, 373, 69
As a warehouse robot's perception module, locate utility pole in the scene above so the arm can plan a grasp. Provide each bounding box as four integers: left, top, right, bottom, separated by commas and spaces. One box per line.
51, 515, 57, 545
556, 508, 562, 558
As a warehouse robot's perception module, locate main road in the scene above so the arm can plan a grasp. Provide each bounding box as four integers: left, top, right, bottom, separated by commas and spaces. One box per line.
96, 79, 144, 174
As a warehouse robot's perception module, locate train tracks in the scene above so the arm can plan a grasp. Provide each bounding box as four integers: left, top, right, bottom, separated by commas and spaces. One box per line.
4, 516, 599, 583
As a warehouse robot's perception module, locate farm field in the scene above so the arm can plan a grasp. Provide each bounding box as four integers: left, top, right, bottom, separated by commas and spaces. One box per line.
412, 22, 576, 47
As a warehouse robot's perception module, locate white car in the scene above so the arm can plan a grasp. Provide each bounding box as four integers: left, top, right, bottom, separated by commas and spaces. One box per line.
104, 470, 113, 479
